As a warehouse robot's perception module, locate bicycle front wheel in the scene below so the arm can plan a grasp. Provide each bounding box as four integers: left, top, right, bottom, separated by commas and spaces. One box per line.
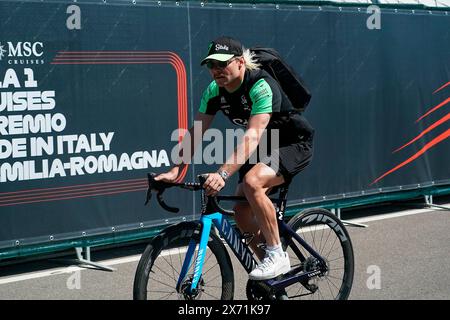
282, 208, 354, 300
133, 221, 234, 300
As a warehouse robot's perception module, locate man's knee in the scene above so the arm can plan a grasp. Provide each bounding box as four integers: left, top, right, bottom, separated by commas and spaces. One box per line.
242, 174, 263, 195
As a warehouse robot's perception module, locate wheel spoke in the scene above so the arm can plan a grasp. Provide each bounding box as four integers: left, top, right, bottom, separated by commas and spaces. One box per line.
204, 271, 221, 284
320, 227, 333, 255
327, 256, 344, 263
318, 226, 326, 255
149, 275, 177, 289
157, 291, 178, 300
325, 236, 339, 261
169, 249, 177, 285
325, 276, 335, 298
201, 290, 220, 300
325, 274, 344, 281
326, 275, 341, 292
202, 255, 219, 277
159, 254, 181, 280
317, 287, 325, 300
152, 262, 178, 283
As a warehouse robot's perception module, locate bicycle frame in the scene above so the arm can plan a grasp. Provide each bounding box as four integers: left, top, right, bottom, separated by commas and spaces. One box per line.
176, 193, 329, 295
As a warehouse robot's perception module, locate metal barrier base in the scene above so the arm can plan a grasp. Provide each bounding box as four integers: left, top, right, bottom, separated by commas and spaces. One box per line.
53, 247, 115, 272
400, 194, 450, 212
331, 208, 368, 228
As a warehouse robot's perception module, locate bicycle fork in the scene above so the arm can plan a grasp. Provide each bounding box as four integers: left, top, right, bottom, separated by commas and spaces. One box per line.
175, 213, 219, 296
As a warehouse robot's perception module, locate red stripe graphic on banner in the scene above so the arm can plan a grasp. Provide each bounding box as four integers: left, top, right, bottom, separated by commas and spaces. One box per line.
0, 187, 148, 207
0, 179, 147, 207
371, 128, 450, 185
393, 112, 450, 153
372, 81, 449, 185
433, 81, 450, 94
0, 179, 146, 198
0, 185, 148, 206
0, 181, 147, 202
0, 177, 146, 196
416, 97, 450, 122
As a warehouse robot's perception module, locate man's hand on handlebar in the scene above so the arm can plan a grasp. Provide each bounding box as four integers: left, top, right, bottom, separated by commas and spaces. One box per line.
203, 173, 225, 196
153, 166, 226, 196
146, 172, 235, 215
154, 166, 180, 183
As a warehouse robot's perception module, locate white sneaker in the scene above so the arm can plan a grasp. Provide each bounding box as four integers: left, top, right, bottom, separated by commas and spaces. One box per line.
249, 251, 291, 280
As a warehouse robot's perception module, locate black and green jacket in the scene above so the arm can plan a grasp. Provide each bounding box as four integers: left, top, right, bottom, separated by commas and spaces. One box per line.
199, 69, 314, 141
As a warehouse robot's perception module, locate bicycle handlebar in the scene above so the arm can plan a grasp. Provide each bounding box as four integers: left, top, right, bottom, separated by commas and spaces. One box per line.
145, 172, 236, 216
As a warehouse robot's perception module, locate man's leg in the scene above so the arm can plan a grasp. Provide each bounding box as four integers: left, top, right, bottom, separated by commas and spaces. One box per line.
240, 162, 291, 280
241, 163, 285, 248
233, 184, 266, 260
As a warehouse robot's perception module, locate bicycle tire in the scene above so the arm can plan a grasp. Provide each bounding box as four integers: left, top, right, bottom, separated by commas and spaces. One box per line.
281, 208, 354, 300
133, 221, 235, 300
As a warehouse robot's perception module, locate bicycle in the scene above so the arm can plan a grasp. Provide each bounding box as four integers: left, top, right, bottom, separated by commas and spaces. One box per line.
133, 173, 354, 300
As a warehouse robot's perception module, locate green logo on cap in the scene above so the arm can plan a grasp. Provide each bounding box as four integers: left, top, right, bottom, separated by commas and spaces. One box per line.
207, 42, 213, 54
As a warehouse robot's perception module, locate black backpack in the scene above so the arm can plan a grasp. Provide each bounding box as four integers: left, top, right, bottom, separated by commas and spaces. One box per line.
251, 47, 312, 112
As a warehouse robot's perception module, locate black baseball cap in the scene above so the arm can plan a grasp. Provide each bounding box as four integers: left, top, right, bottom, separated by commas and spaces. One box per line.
200, 36, 243, 66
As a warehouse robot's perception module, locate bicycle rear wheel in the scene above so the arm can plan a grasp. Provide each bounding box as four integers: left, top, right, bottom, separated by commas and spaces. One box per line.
281, 208, 354, 300
133, 221, 234, 300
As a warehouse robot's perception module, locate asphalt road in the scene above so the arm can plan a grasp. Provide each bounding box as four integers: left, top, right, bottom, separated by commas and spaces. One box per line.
0, 200, 449, 300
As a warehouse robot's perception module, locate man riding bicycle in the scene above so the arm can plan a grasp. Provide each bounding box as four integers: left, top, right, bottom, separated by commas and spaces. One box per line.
155, 36, 314, 280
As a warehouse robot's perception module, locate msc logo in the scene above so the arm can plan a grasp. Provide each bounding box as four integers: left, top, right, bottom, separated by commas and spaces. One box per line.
0, 42, 44, 64
0, 43, 6, 60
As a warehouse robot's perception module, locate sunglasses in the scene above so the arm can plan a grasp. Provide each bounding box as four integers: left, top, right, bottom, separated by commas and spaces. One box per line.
205, 57, 238, 69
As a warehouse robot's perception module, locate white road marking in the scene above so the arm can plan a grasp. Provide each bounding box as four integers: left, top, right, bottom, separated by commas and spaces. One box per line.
0, 204, 447, 285
0, 266, 84, 284
345, 206, 446, 224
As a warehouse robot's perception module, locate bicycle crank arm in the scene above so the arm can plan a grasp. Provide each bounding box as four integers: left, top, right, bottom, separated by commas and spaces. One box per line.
265, 268, 324, 291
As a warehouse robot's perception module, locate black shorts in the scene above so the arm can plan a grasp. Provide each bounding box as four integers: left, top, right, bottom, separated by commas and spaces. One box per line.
238, 137, 313, 186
